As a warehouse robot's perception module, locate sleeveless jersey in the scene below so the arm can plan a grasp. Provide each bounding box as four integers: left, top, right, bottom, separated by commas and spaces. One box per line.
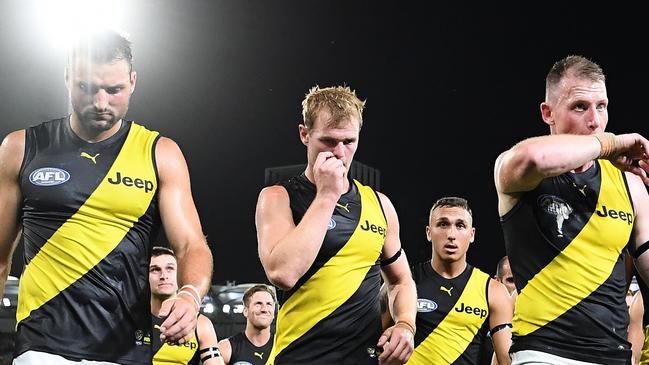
228, 332, 273, 365
16, 117, 160, 364
407, 263, 490, 365
266, 174, 386, 365
152, 315, 199, 365
501, 160, 633, 364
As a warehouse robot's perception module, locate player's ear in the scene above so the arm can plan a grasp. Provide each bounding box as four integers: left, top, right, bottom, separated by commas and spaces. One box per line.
299, 124, 309, 146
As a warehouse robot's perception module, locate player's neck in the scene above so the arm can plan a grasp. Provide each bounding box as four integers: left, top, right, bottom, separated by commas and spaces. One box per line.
245, 326, 271, 347
150, 296, 167, 317
431, 257, 467, 279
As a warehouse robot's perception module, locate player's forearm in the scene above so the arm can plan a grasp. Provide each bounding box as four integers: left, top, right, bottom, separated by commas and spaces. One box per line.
492, 332, 512, 365
388, 278, 417, 331
513, 134, 601, 174
497, 134, 601, 194
0, 263, 10, 297
0, 226, 20, 296
176, 242, 213, 298
634, 257, 649, 292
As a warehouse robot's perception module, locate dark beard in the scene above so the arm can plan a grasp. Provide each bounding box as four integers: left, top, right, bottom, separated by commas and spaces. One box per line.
73, 104, 120, 132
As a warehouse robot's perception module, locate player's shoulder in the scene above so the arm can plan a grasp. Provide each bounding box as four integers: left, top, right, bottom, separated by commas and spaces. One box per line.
487, 278, 511, 303
155, 135, 179, 151
258, 184, 289, 202
1, 129, 26, 148
0, 129, 26, 169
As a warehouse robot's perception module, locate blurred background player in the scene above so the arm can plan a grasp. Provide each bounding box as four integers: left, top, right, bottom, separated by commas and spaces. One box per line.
219, 284, 275, 365
395, 197, 512, 364
150, 247, 223, 365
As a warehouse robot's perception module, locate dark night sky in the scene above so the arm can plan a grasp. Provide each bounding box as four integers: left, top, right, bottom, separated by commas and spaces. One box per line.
1, 1, 647, 285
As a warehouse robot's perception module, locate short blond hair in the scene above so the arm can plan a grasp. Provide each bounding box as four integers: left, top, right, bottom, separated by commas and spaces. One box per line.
301, 85, 366, 129
545, 55, 605, 102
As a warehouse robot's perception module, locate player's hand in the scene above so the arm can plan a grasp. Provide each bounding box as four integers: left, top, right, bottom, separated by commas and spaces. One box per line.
377, 323, 414, 365
610, 133, 649, 184
158, 295, 199, 345
639, 160, 649, 185
313, 151, 346, 198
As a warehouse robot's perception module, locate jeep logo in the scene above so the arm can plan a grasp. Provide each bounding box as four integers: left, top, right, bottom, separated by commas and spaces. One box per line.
107, 172, 154, 193
596, 205, 633, 225
455, 302, 487, 319
359, 219, 386, 237
171, 341, 198, 350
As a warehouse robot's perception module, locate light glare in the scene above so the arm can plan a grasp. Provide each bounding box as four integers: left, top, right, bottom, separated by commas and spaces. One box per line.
35, 0, 128, 50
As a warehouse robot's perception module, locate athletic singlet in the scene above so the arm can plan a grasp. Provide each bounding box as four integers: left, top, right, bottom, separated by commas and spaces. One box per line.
152, 315, 199, 365
501, 160, 633, 364
16, 117, 160, 364
407, 263, 490, 365
228, 332, 273, 365
266, 174, 386, 365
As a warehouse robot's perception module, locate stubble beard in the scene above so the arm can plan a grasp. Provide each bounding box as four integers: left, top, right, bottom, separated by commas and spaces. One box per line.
73, 103, 123, 134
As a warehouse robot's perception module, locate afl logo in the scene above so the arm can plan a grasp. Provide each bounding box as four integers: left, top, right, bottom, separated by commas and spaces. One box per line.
417, 298, 438, 313
327, 218, 337, 230
29, 167, 70, 186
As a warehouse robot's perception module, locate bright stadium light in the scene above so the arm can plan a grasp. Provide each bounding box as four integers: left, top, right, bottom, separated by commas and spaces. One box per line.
33, 0, 129, 50
203, 303, 214, 314
233, 304, 244, 314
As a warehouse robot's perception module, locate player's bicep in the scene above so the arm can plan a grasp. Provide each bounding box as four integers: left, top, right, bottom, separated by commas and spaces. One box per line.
197, 315, 218, 347
156, 137, 205, 251
255, 186, 295, 264
628, 174, 649, 248
377, 192, 401, 261
488, 280, 513, 329
216, 339, 232, 364
0, 130, 25, 259
197, 316, 223, 364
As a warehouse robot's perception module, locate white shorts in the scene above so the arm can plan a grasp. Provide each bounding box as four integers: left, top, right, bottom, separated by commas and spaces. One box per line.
13, 351, 122, 365
510, 350, 603, 365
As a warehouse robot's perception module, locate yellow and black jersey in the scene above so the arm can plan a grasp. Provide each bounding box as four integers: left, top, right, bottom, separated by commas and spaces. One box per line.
227, 332, 273, 365
152, 315, 199, 365
407, 263, 490, 365
266, 174, 386, 365
16, 117, 159, 364
501, 160, 633, 364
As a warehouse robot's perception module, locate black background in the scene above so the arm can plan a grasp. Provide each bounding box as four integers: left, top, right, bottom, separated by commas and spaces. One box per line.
1, 1, 647, 284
